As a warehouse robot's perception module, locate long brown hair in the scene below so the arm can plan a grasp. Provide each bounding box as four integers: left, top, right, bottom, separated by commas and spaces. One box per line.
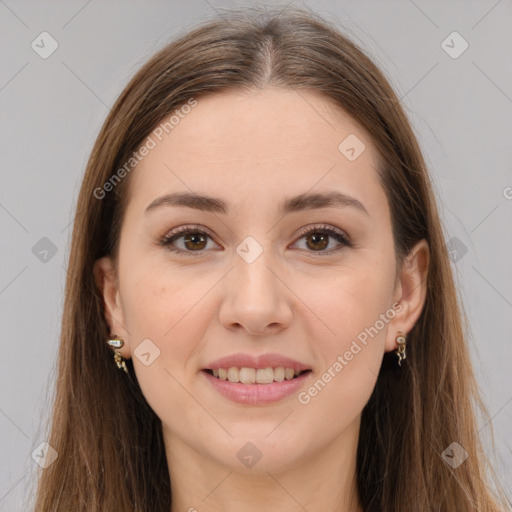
33, 6, 508, 511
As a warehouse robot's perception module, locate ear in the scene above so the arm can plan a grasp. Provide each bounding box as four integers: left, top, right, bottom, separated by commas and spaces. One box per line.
93, 256, 131, 358
385, 239, 430, 352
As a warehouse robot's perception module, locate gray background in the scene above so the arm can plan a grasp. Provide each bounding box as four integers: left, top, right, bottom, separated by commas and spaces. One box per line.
1, 1, 511, 509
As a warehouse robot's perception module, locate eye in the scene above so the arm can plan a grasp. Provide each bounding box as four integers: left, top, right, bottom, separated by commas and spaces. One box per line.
159, 225, 219, 256
291, 224, 353, 255
159, 223, 352, 256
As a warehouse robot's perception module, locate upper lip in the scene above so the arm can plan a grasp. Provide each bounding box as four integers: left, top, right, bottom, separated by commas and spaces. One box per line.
204, 353, 311, 372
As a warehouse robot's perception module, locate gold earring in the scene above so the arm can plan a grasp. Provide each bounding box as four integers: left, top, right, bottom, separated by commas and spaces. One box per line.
395, 331, 407, 366
106, 335, 129, 374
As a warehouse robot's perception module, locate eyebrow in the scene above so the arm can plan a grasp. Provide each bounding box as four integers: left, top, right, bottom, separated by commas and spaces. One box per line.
144, 191, 369, 216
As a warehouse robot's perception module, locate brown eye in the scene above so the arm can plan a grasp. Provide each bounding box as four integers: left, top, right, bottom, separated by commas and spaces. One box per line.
305, 232, 329, 251
181, 232, 208, 251
160, 226, 218, 256
293, 224, 352, 255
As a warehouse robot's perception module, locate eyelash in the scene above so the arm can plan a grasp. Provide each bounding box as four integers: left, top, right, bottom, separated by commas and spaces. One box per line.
159, 223, 353, 257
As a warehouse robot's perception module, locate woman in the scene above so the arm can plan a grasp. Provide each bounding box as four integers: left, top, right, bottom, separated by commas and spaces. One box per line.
33, 5, 508, 511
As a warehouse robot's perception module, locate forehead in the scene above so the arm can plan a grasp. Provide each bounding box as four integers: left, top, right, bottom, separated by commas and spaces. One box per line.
126, 88, 385, 218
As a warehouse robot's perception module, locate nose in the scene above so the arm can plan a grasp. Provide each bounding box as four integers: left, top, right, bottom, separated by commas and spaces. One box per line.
218, 249, 293, 336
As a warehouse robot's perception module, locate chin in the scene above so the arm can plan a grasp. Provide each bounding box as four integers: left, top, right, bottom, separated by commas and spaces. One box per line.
204, 430, 314, 475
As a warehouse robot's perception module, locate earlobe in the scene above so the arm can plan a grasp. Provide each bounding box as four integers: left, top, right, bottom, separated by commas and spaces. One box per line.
385, 239, 430, 352
93, 257, 129, 348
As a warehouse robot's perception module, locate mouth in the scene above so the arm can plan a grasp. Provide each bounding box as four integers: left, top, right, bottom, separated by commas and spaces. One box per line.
201, 366, 313, 405
201, 367, 313, 384
201, 353, 313, 404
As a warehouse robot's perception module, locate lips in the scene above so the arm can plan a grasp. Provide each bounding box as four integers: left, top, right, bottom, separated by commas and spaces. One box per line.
201, 353, 312, 404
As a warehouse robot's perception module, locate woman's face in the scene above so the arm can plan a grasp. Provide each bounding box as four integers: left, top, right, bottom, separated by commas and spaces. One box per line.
95, 88, 427, 475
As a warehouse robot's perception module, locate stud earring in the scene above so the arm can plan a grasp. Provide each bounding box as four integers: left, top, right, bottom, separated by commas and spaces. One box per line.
395, 331, 407, 366
106, 335, 129, 374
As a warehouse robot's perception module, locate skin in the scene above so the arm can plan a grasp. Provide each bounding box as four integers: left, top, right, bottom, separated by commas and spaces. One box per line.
94, 88, 429, 512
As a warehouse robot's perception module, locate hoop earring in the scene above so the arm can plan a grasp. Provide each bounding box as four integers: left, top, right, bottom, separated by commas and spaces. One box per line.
395, 331, 407, 366
106, 335, 129, 374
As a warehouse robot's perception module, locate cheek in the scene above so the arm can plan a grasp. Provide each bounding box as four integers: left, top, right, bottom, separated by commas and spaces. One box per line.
121, 262, 214, 357
118, 256, 232, 412
119, 268, 215, 423
293, 272, 394, 442
298, 255, 396, 403
304, 255, 396, 349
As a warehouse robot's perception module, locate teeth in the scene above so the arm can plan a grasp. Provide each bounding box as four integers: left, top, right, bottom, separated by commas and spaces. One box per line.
274, 366, 285, 382
256, 367, 274, 384
210, 366, 306, 384
227, 367, 239, 382
239, 367, 256, 384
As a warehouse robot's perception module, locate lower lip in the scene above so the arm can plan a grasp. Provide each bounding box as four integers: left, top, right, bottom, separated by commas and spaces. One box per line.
201, 370, 312, 405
